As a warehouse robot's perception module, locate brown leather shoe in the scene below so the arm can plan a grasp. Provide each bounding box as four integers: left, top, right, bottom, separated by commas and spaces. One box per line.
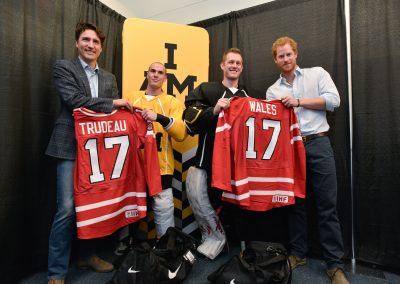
77, 255, 114, 273
48, 280, 64, 284
327, 267, 350, 284
288, 255, 306, 270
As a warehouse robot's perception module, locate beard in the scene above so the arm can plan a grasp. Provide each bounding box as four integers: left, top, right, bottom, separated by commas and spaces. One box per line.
280, 62, 296, 74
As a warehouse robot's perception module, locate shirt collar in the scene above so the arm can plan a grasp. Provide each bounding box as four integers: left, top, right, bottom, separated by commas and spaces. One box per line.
221, 82, 246, 91
295, 66, 302, 76
78, 57, 99, 73
279, 66, 302, 84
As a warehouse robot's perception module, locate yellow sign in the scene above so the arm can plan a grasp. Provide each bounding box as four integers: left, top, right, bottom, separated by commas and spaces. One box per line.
122, 18, 209, 236
123, 18, 209, 152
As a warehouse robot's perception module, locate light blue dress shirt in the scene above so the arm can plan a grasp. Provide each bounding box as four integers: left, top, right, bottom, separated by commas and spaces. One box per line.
79, 57, 99, 98
266, 66, 340, 136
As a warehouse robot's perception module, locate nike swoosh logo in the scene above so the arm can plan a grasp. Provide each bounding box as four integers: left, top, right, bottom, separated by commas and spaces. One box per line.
230, 279, 236, 284
168, 262, 182, 279
128, 266, 140, 273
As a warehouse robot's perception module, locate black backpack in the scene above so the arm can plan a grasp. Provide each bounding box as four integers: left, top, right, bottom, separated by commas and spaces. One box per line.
108, 227, 199, 284
208, 241, 291, 284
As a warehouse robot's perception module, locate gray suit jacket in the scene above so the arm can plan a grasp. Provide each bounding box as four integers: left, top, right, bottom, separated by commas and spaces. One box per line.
46, 58, 119, 160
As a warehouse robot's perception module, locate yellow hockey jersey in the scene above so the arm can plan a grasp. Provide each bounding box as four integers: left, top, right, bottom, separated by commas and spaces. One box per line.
127, 91, 187, 175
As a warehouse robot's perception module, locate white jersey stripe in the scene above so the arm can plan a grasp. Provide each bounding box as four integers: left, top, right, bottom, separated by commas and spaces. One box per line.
222, 192, 250, 201
223, 190, 294, 201
215, 122, 231, 133
232, 176, 294, 186
77, 204, 147, 227
290, 123, 299, 131
249, 190, 295, 196
76, 191, 147, 212
292, 136, 303, 144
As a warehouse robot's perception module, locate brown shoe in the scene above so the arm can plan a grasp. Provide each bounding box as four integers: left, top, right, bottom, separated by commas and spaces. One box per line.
48, 280, 64, 284
327, 267, 350, 284
288, 255, 306, 270
77, 255, 114, 273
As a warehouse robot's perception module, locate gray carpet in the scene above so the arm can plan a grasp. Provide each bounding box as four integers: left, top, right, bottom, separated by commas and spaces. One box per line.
20, 242, 399, 283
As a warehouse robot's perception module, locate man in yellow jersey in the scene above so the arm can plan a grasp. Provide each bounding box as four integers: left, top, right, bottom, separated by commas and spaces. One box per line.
126, 62, 187, 238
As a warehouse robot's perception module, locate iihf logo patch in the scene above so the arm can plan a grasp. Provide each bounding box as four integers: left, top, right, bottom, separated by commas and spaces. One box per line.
125, 210, 139, 218
272, 195, 289, 203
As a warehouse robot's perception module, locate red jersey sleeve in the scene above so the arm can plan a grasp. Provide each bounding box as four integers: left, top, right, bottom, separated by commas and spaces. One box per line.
142, 123, 162, 197
289, 109, 306, 198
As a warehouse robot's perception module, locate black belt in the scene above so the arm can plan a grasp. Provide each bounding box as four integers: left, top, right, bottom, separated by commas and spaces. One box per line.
302, 132, 328, 142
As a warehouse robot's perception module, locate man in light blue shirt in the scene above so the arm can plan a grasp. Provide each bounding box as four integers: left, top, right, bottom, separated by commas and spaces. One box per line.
79, 57, 99, 98
266, 36, 349, 284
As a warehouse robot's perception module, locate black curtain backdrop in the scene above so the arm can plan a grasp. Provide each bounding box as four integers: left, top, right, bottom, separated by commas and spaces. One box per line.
0, 0, 399, 281
351, 0, 400, 270
0, 0, 124, 282
192, 0, 400, 271
193, 0, 351, 264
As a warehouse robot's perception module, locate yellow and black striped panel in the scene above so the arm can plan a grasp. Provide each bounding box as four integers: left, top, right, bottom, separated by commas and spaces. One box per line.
172, 143, 200, 237
122, 18, 208, 239
132, 211, 157, 240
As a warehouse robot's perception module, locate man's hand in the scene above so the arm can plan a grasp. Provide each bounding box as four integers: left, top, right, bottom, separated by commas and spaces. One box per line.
113, 99, 133, 112
281, 96, 298, 108
213, 98, 231, 115
141, 108, 157, 122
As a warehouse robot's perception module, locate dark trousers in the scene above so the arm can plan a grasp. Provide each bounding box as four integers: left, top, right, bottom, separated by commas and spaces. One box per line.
289, 136, 344, 269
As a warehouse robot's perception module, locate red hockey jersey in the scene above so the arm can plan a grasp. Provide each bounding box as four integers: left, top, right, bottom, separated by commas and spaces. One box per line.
212, 97, 305, 211
73, 107, 162, 239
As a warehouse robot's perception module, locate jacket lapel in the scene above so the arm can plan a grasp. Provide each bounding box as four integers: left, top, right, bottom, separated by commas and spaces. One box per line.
73, 58, 92, 97
98, 69, 105, 98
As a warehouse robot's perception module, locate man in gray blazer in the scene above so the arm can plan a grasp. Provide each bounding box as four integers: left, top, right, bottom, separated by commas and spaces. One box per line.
46, 22, 132, 284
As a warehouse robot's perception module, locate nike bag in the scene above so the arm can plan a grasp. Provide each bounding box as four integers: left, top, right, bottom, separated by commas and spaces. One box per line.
108, 227, 198, 284
208, 241, 291, 284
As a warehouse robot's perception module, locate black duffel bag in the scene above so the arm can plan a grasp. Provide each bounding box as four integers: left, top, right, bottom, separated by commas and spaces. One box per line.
108, 227, 198, 284
208, 241, 291, 284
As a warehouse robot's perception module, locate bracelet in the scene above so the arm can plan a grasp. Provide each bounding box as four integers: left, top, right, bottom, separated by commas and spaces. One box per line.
297, 98, 300, 107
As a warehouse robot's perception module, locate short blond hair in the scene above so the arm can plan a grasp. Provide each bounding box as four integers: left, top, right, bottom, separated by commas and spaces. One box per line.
221, 47, 243, 64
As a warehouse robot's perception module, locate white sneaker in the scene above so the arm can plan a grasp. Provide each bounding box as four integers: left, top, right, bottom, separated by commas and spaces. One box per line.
197, 235, 226, 260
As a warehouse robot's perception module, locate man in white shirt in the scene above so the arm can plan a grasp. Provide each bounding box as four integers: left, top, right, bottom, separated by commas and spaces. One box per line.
266, 36, 349, 284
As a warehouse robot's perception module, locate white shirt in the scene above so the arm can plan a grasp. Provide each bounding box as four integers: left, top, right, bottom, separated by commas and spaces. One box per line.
79, 57, 99, 98
266, 66, 340, 136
